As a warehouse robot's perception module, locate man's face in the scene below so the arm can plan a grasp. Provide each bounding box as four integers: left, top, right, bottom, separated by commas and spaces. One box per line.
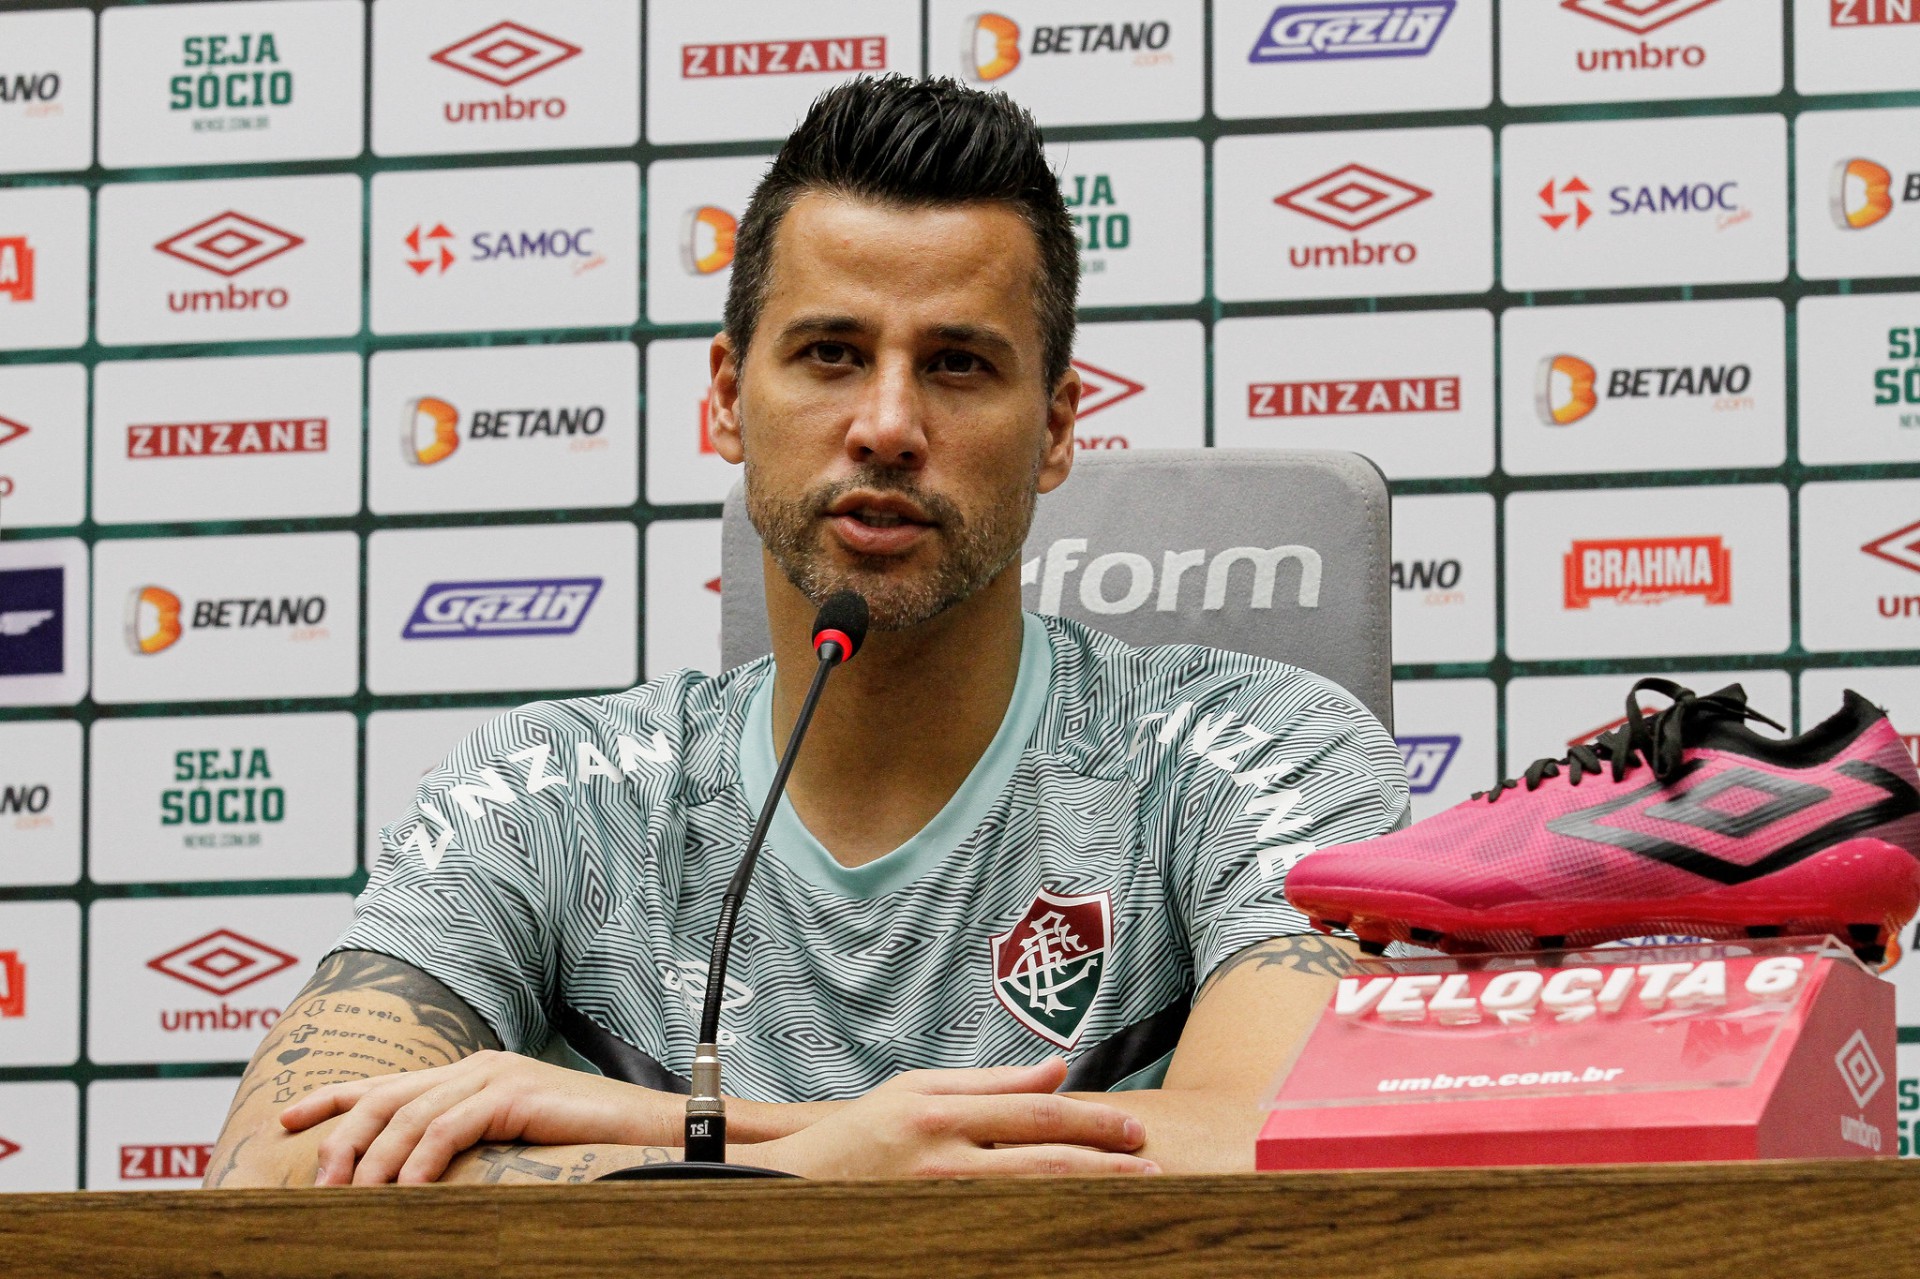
708, 192, 1077, 631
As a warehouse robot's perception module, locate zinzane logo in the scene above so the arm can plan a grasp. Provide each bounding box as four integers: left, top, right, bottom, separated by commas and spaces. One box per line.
121, 1145, 213, 1181
1249, 2, 1454, 61
1022, 539, 1322, 616
682, 36, 887, 79
127, 419, 327, 459
1249, 376, 1458, 417
402, 579, 601, 639
1562, 536, 1732, 608
1832, 0, 1920, 25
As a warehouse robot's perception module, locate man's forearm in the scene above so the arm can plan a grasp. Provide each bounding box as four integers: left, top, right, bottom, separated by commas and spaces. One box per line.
441, 1142, 680, 1183
1061, 1089, 1262, 1175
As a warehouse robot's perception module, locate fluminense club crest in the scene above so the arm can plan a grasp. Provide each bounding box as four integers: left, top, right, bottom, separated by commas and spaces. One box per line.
990, 887, 1112, 1050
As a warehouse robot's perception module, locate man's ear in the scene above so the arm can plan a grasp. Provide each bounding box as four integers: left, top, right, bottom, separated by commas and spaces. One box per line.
1037, 363, 1081, 496
707, 332, 745, 465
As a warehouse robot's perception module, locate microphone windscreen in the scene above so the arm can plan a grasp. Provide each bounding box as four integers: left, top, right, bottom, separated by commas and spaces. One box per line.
811, 590, 870, 661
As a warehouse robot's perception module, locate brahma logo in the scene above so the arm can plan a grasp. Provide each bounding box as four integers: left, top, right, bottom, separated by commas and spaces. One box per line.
153, 211, 302, 313
121, 1145, 214, 1182
1397, 735, 1459, 794
405, 396, 459, 465
0, 235, 35, 302
0, 950, 23, 1018
402, 579, 602, 639
402, 397, 606, 465
402, 222, 600, 274
431, 20, 579, 124
127, 419, 328, 459
1249, 2, 1454, 61
1535, 355, 1753, 425
962, 13, 1171, 82
1832, 0, 1920, 24
1023, 539, 1322, 614
126, 584, 326, 655
1275, 164, 1430, 269
1249, 376, 1458, 417
148, 928, 295, 1035
1538, 355, 1598, 424
682, 35, 887, 79
1831, 158, 1918, 231
0, 567, 64, 677
964, 13, 1023, 80
1563, 536, 1732, 608
681, 206, 737, 275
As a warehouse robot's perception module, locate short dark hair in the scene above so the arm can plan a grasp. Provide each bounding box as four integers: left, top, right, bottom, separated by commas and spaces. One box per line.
723, 75, 1079, 389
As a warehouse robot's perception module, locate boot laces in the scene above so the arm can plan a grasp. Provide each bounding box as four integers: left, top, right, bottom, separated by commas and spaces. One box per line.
1475, 677, 1783, 804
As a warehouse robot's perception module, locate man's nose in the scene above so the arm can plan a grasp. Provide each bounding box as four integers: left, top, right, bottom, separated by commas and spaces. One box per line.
843, 357, 929, 469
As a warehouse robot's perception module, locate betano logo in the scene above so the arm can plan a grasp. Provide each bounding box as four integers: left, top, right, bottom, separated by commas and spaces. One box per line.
1248, 2, 1455, 62
405, 396, 460, 465
431, 20, 580, 122
126, 585, 326, 655
1563, 535, 1731, 608
0, 235, 35, 302
1537, 354, 1598, 424
1535, 356, 1753, 425
127, 419, 328, 459
682, 205, 737, 275
1830, 158, 1917, 231
1022, 539, 1323, 615
1832, 0, 1920, 23
401, 579, 602, 639
127, 586, 184, 655
682, 36, 888, 79
964, 13, 1023, 80
1249, 376, 1458, 418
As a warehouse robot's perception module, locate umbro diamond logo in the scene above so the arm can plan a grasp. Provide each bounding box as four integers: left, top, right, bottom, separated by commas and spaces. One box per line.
154, 213, 304, 277
1560, 0, 1722, 34
147, 930, 297, 996
1861, 519, 1920, 575
431, 22, 583, 86
1276, 164, 1432, 231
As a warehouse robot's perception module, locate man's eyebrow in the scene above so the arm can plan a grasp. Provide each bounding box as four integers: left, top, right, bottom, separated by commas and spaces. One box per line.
775, 314, 869, 344
929, 323, 1017, 360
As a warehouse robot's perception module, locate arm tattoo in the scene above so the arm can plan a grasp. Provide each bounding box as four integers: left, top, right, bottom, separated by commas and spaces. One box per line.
475, 1146, 564, 1184
292, 950, 502, 1055
1196, 934, 1355, 1003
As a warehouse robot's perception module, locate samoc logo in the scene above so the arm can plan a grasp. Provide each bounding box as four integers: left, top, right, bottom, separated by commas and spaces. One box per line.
682, 205, 737, 275
964, 13, 1023, 80
1022, 538, 1323, 615
1832, 158, 1919, 231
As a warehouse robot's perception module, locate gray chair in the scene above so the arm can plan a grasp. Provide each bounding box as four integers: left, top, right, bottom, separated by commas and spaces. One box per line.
720, 448, 1394, 733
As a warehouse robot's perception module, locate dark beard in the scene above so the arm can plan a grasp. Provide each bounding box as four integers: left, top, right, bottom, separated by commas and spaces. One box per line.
744, 456, 1039, 632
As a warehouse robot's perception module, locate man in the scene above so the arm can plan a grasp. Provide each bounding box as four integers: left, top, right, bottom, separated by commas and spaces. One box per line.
207, 76, 1405, 1187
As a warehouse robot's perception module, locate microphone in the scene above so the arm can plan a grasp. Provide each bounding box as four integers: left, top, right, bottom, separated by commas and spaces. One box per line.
603, 591, 868, 1180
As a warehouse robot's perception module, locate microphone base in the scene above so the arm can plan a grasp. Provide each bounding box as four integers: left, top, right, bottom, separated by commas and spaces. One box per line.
596, 1161, 797, 1181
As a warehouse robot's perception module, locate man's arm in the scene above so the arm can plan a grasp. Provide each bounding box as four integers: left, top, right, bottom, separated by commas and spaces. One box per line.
205, 950, 751, 1187
1061, 933, 1355, 1175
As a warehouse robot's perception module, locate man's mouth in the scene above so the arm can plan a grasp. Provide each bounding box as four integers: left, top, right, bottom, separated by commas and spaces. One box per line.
824, 493, 938, 554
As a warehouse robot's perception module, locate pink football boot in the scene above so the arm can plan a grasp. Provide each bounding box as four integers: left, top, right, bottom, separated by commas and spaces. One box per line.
1286, 679, 1920, 962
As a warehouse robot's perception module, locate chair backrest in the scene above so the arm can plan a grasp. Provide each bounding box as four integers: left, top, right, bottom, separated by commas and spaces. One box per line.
720, 448, 1393, 731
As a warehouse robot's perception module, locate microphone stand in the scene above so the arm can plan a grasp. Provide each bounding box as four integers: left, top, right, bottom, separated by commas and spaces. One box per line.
600, 607, 861, 1182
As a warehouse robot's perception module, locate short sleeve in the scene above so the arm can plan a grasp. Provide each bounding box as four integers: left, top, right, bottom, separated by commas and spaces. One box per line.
1143, 667, 1408, 991
334, 705, 588, 1054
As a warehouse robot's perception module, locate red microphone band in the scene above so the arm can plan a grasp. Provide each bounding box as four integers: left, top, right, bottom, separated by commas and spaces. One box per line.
812, 629, 853, 660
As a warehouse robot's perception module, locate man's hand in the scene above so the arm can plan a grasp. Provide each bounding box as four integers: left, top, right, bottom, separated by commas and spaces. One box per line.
749, 1058, 1157, 1179
282, 1050, 683, 1185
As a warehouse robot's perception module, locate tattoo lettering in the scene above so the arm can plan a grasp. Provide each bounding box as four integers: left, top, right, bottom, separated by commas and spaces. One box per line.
288, 951, 502, 1055
1196, 934, 1355, 1003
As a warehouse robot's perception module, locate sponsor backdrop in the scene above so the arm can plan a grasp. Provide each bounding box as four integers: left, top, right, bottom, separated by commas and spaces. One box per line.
2, 0, 1919, 1187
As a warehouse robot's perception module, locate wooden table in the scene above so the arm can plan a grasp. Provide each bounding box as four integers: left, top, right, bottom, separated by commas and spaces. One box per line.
1, 1160, 1914, 1278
